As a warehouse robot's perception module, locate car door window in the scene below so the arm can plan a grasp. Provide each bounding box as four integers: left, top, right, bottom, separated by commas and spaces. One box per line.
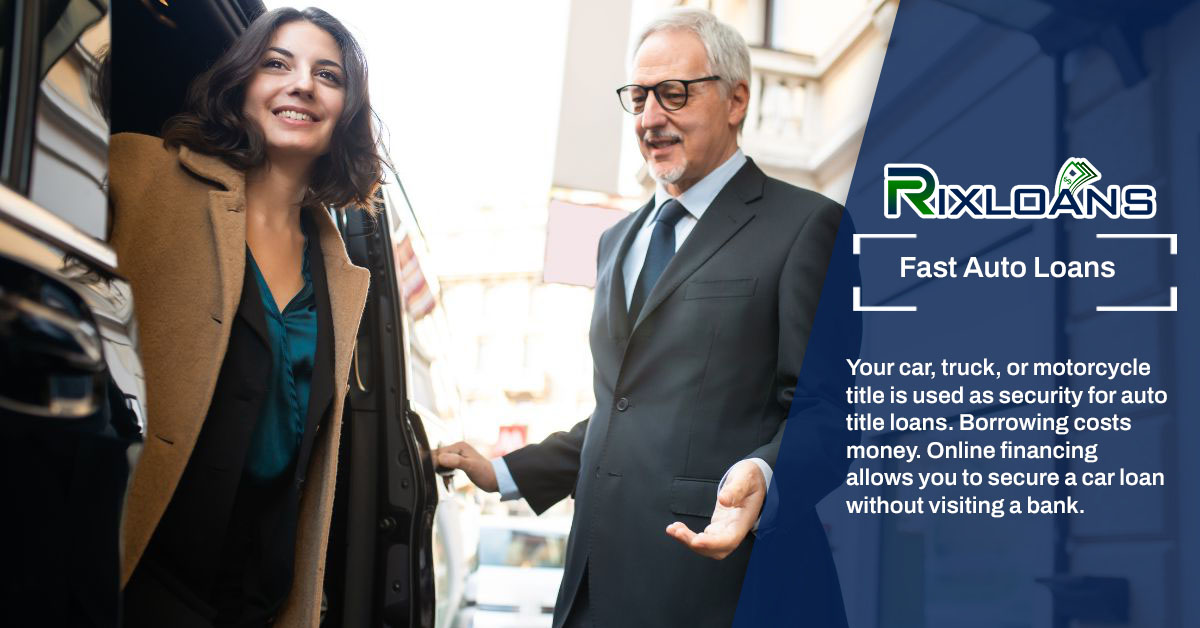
28, 5, 109, 239
0, 1, 19, 180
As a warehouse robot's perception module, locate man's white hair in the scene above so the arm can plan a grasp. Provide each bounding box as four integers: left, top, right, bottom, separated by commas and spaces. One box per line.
631, 7, 752, 97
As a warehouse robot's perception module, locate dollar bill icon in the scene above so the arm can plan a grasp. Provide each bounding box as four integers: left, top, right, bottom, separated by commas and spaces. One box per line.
1055, 158, 1100, 196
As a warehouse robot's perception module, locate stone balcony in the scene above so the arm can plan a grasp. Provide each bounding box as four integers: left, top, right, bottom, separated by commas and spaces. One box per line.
742, 47, 820, 172
740, 0, 897, 196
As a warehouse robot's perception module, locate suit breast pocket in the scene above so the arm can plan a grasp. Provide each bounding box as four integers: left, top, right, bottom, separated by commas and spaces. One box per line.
684, 278, 757, 300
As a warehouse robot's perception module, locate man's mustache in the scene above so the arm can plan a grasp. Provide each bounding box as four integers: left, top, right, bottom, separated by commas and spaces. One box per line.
642, 130, 682, 144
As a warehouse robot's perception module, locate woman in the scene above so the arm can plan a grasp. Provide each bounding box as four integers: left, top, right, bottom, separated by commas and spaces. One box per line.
107, 7, 381, 626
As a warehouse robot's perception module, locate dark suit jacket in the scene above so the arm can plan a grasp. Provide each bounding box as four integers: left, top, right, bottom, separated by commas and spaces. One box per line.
505, 159, 858, 628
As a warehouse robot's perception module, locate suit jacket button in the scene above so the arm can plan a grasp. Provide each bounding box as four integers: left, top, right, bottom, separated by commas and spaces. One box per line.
616, 397, 629, 411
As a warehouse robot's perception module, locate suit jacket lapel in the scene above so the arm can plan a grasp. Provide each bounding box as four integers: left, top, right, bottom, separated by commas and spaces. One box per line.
236, 254, 271, 348
631, 159, 766, 330
294, 209, 335, 483
607, 199, 654, 340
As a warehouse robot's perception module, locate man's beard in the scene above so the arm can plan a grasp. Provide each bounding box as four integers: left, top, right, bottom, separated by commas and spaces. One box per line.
643, 130, 686, 184
649, 159, 688, 184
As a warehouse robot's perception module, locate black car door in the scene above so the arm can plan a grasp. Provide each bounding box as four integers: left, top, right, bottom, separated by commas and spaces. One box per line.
322, 202, 440, 628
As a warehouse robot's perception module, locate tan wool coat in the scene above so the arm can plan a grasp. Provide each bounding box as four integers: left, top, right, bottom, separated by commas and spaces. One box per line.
108, 132, 370, 626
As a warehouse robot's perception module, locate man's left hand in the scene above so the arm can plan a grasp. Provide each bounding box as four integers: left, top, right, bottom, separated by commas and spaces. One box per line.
665, 460, 766, 560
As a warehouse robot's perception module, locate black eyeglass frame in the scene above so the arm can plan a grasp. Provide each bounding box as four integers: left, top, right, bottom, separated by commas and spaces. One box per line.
615, 75, 722, 114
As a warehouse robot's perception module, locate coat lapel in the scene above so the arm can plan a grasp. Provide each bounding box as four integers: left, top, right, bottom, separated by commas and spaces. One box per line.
309, 206, 371, 397
631, 159, 766, 331
177, 146, 247, 329
168, 147, 248, 469
606, 199, 654, 340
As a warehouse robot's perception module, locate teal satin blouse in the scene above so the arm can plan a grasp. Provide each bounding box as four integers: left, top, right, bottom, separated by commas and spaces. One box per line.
243, 235, 318, 482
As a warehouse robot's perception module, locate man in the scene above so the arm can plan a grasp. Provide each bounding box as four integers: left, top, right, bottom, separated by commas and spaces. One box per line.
436, 8, 855, 627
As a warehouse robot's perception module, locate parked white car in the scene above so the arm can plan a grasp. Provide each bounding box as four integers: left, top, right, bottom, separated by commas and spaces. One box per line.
455, 515, 572, 628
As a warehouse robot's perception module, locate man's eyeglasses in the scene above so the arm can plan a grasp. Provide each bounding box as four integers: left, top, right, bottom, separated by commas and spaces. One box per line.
616, 76, 721, 114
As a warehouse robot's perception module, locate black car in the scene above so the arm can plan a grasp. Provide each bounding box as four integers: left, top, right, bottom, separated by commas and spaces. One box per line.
3, 1, 464, 625
1, 1, 144, 627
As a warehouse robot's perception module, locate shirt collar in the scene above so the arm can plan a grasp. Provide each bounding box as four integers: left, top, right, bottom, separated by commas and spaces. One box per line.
651, 148, 747, 222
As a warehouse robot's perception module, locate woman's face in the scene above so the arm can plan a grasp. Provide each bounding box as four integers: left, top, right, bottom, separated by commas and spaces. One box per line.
243, 20, 346, 166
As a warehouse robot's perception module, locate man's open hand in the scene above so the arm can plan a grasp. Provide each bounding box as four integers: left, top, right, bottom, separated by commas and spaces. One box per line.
665, 460, 766, 560
432, 441, 498, 493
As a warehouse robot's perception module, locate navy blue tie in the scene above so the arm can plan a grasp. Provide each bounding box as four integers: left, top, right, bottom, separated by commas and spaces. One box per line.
629, 199, 689, 321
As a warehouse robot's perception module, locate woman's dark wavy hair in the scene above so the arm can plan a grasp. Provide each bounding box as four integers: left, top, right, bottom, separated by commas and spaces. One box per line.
163, 7, 382, 210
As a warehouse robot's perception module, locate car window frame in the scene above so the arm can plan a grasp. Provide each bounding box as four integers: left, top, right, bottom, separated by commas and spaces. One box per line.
1, 0, 45, 193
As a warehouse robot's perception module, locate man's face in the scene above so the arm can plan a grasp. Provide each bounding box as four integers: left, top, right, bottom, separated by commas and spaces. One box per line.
631, 30, 746, 193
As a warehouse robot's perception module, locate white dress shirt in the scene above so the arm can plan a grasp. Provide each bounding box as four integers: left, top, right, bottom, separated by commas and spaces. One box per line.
492, 149, 773, 523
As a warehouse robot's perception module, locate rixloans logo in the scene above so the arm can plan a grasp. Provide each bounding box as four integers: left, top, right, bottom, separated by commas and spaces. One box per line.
885, 158, 1156, 219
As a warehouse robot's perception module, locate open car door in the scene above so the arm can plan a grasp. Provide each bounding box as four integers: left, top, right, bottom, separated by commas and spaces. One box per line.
322, 202, 441, 627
